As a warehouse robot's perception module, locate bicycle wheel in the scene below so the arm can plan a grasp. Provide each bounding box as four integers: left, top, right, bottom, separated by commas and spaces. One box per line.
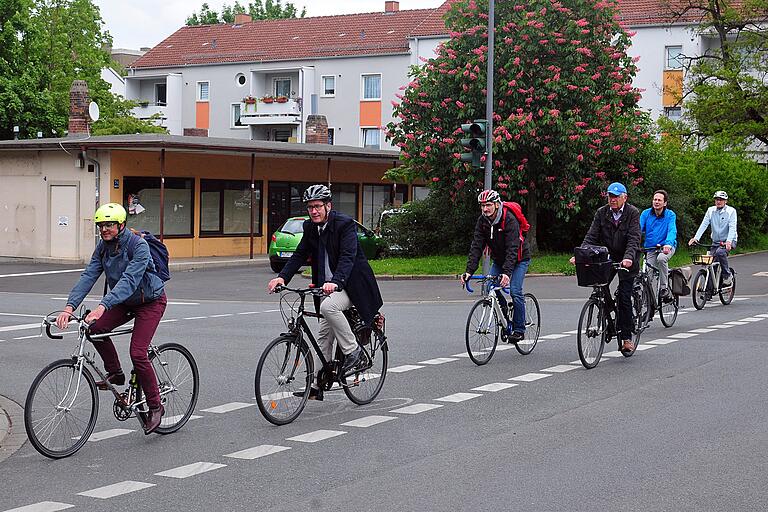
659, 292, 679, 327
719, 271, 736, 305
343, 328, 388, 405
691, 269, 708, 310
577, 299, 606, 369
149, 343, 199, 434
626, 283, 649, 357
24, 359, 98, 459
255, 334, 313, 426
515, 293, 540, 355
465, 298, 499, 365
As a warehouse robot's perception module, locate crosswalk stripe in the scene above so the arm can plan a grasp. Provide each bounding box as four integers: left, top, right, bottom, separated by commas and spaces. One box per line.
155, 462, 226, 479
77, 481, 155, 499
225, 445, 291, 460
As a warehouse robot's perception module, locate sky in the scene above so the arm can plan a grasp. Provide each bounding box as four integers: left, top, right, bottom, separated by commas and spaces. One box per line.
93, 0, 446, 50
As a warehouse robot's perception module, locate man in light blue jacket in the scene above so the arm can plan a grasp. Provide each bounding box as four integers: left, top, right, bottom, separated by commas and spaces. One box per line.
640, 190, 677, 297
688, 190, 738, 286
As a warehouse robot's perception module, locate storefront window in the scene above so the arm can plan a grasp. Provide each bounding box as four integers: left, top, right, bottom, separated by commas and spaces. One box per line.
362, 184, 391, 230
124, 177, 194, 236
200, 179, 262, 236
331, 183, 358, 219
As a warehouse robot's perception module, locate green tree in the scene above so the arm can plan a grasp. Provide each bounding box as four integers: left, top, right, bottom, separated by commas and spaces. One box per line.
667, 0, 768, 147
91, 97, 168, 135
186, 0, 306, 25
386, 0, 650, 252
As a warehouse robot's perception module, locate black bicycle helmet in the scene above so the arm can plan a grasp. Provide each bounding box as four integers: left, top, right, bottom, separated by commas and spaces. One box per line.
303, 184, 332, 203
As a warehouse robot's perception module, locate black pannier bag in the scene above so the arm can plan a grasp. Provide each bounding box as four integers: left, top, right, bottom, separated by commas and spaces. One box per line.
669, 267, 691, 296
574, 245, 612, 287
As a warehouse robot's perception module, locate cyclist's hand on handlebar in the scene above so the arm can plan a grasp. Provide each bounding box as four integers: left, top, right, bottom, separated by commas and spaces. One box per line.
621, 258, 633, 268
55, 306, 75, 330
569, 256, 576, 265
725, 241, 732, 251
268, 277, 285, 293
84, 305, 106, 325
663, 244, 672, 255
499, 273, 510, 287
688, 237, 697, 246
459, 273, 471, 285
322, 282, 338, 295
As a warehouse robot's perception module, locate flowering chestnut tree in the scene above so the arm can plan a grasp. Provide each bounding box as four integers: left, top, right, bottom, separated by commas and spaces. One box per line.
386, 0, 651, 250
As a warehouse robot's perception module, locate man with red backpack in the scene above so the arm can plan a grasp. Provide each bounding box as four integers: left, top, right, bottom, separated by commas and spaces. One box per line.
461, 189, 532, 342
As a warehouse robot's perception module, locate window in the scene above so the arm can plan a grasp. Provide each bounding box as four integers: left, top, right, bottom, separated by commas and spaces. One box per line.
197, 81, 209, 101
231, 103, 245, 128
664, 107, 682, 121
273, 77, 291, 97
327, 127, 335, 145
412, 186, 430, 201
155, 83, 167, 106
235, 73, 246, 87
321, 75, 336, 96
665, 46, 684, 70
362, 184, 391, 229
362, 128, 380, 149
362, 74, 381, 100
274, 129, 292, 142
123, 177, 194, 237
200, 180, 262, 236
331, 183, 358, 219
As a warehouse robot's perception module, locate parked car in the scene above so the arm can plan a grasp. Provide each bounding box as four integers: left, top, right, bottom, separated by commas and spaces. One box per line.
268, 216, 386, 273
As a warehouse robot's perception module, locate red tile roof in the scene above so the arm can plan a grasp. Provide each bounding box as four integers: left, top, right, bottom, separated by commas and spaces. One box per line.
133, 1, 727, 69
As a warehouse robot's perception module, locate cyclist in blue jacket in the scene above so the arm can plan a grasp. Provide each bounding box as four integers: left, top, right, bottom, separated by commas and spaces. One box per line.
55, 203, 167, 434
639, 190, 677, 298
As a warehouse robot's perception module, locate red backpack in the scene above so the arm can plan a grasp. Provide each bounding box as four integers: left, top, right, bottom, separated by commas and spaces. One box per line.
499, 201, 530, 261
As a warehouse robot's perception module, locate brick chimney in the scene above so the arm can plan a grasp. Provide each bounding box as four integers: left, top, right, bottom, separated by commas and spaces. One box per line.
385, 1, 399, 12
68, 80, 90, 136
305, 115, 329, 144
234, 13, 252, 24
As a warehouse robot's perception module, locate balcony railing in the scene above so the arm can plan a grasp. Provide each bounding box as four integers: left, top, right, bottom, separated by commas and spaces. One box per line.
239, 99, 301, 125
131, 103, 167, 125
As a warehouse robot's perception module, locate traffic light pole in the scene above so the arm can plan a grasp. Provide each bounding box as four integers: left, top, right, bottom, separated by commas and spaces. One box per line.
484, 0, 495, 191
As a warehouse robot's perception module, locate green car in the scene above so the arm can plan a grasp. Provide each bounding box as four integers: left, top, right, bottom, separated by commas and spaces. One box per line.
268, 216, 385, 273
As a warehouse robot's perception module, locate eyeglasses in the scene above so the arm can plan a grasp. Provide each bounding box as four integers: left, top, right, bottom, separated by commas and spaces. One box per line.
306, 204, 326, 212
97, 222, 118, 230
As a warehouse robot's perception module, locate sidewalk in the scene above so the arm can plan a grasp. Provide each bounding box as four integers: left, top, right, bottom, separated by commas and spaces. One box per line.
0, 395, 25, 463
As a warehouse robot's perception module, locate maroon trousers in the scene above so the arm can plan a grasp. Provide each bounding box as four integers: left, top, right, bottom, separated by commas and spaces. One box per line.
89, 294, 167, 409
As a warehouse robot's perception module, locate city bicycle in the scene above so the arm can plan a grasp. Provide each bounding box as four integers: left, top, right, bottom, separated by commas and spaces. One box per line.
576, 264, 647, 369
255, 285, 387, 426
463, 275, 541, 366
639, 246, 679, 328
25, 309, 199, 459
689, 241, 737, 310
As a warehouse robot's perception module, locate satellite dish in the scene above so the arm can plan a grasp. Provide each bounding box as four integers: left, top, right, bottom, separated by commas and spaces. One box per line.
88, 101, 100, 122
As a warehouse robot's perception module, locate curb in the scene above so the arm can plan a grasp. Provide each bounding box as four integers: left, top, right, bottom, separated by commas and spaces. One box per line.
170, 258, 269, 272
300, 272, 569, 281
0, 395, 26, 463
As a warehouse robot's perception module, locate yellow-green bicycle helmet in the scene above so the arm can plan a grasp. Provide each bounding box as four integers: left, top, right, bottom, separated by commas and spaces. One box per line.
94, 203, 127, 224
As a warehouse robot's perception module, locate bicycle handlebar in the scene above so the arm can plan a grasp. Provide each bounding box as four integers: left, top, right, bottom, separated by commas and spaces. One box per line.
42, 310, 92, 340
463, 275, 510, 294
273, 284, 326, 296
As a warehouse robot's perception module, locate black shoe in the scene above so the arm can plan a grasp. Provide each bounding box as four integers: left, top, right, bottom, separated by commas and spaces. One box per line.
341, 346, 363, 375
96, 370, 125, 391
508, 331, 525, 343
144, 404, 164, 434
293, 387, 323, 401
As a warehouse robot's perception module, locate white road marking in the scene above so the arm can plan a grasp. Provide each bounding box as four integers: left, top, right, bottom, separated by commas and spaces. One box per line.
183, 316, 207, 320
509, 373, 550, 382
237, 311, 259, 315
601, 351, 624, 358
388, 364, 424, 373
0, 312, 46, 318
82, 429, 134, 442
732, 297, 749, 301
492, 345, 515, 351
155, 462, 226, 479
159, 319, 178, 323
539, 333, 570, 339
287, 430, 346, 443
634, 344, 655, 351
724, 321, 748, 326
541, 364, 579, 373
77, 481, 155, 499
563, 329, 579, 334
0, 323, 40, 333
3, 502, 74, 512
210, 314, 234, 318
163, 414, 203, 424
341, 415, 397, 428
668, 333, 699, 338
755, 313, 768, 318
472, 382, 518, 392
14, 334, 41, 340
200, 402, 254, 414
225, 445, 291, 460
569, 360, 582, 365
450, 352, 472, 358
646, 338, 677, 345
417, 357, 458, 365
0, 269, 84, 278
708, 324, 735, 329
435, 392, 483, 403
740, 317, 764, 322
689, 328, 717, 333
390, 403, 443, 414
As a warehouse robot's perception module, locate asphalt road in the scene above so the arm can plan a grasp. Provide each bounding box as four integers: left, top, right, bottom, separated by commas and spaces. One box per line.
0, 253, 766, 511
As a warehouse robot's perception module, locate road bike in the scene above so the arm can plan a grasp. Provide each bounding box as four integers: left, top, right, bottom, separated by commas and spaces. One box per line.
576, 264, 648, 369
254, 285, 387, 425
24, 309, 199, 459
689, 241, 737, 310
638, 246, 679, 328
463, 275, 541, 366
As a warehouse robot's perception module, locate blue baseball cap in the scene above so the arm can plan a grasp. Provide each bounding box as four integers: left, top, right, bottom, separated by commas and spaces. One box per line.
607, 182, 627, 195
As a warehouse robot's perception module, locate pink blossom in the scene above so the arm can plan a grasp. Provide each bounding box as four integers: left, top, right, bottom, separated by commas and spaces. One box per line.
577, 154, 584, 161
549, 109, 560, 117
575, 18, 589, 27
456, 101, 465, 108
513, 57, 521, 66
432, 177, 440, 182
543, 147, 551, 154
575, 185, 586, 192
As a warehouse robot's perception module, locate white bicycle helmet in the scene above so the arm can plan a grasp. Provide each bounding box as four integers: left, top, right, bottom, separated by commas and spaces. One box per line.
303, 184, 332, 203
713, 190, 728, 200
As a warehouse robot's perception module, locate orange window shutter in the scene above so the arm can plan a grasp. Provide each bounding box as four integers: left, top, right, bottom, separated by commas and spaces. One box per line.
196, 102, 210, 129
359, 101, 382, 127
662, 70, 683, 107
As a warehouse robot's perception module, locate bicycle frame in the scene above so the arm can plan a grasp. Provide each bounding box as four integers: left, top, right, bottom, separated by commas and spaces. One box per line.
465, 275, 510, 334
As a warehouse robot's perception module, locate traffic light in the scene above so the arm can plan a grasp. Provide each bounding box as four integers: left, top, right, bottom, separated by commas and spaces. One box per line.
460, 119, 487, 169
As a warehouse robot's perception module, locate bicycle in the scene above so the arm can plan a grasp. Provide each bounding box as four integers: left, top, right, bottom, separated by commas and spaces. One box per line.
576, 263, 647, 369
638, 246, 679, 328
254, 285, 388, 426
24, 309, 199, 459
689, 241, 737, 310
463, 275, 541, 366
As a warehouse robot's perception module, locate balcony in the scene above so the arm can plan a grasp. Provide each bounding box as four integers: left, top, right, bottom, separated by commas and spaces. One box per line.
239, 98, 301, 125
131, 102, 168, 126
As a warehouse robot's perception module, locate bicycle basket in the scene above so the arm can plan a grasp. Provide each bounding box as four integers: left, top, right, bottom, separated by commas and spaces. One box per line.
575, 262, 613, 287
690, 253, 713, 265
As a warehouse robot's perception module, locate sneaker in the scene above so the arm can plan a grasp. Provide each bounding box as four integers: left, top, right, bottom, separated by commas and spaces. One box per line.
95, 370, 125, 391
508, 331, 525, 343
341, 346, 363, 375
621, 339, 635, 352
293, 387, 323, 401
